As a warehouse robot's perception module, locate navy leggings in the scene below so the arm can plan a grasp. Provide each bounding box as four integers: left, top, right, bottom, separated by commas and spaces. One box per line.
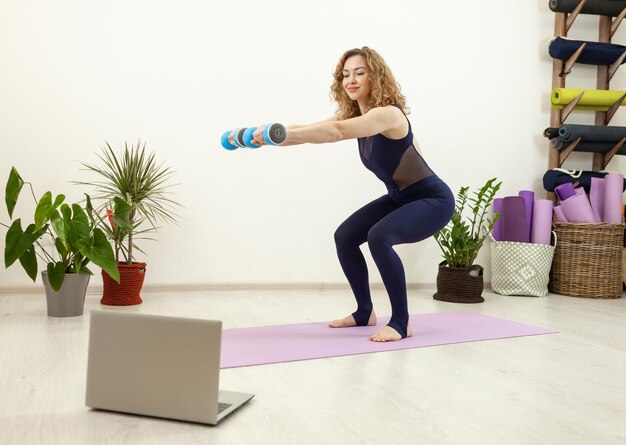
334, 176, 454, 337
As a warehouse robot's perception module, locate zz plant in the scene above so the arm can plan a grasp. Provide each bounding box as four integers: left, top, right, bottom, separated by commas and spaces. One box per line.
434, 178, 502, 268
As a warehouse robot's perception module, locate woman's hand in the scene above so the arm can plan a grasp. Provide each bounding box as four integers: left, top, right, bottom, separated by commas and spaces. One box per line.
252, 125, 268, 146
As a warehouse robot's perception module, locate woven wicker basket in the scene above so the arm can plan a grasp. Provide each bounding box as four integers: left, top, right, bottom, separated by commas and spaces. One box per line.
433, 261, 485, 303
550, 222, 625, 299
101, 262, 146, 306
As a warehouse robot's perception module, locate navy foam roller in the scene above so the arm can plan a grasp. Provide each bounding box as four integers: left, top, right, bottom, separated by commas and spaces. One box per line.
549, 37, 626, 66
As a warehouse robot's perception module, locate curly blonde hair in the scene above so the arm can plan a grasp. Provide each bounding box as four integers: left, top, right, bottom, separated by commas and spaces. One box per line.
330, 47, 409, 120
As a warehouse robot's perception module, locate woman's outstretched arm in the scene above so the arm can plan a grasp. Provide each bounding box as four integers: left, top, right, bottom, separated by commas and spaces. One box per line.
253, 106, 406, 147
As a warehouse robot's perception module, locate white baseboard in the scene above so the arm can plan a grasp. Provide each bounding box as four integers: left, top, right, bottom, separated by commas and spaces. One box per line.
0, 282, 438, 295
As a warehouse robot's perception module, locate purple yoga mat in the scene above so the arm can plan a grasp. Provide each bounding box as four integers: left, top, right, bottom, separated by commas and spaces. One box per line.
590, 177, 605, 222
518, 190, 534, 243
560, 192, 598, 223
555, 182, 576, 201
554, 205, 568, 222
220, 312, 556, 368
492, 198, 503, 241
604, 173, 624, 224
531, 199, 553, 245
501, 196, 529, 242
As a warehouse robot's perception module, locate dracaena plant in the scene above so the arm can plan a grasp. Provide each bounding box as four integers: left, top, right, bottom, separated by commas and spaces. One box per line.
434, 178, 502, 268
2, 167, 120, 291
75, 141, 180, 265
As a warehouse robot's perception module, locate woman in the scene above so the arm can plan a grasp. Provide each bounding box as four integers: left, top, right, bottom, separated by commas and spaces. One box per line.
247, 47, 454, 342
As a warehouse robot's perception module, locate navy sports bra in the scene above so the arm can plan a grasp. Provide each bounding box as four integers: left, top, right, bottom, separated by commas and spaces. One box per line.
358, 111, 435, 202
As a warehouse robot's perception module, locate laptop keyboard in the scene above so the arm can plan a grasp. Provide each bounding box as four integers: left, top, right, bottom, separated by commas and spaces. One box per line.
218, 402, 232, 414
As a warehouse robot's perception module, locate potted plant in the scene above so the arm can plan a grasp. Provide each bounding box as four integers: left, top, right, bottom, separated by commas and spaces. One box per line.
76, 140, 180, 306
433, 177, 502, 303
2, 167, 120, 317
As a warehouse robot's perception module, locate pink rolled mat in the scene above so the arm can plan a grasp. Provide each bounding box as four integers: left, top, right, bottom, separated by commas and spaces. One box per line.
501, 196, 529, 242
492, 198, 503, 241
220, 312, 557, 369
590, 177, 605, 222
518, 190, 534, 243
603, 173, 624, 224
560, 193, 597, 223
554, 205, 568, 222
531, 199, 553, 245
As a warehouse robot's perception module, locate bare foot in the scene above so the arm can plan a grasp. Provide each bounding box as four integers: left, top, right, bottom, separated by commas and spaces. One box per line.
329, 310, 377, 328
370, 324, 413, 342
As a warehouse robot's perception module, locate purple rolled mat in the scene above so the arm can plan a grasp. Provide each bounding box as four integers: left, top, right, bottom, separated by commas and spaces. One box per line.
555, 182, 576, 201
603, 173, 625, 224
590, 177, 605, 222
554, 205, 568, 222
501, 196, 529, 242
518, 191, 534, 244
560, 193, 598, 223
531, 199, 553, 245
492, 198, 503, 241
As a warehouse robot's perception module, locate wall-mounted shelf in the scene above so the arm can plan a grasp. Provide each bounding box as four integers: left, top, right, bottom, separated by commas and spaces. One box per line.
548, 1, 626, 178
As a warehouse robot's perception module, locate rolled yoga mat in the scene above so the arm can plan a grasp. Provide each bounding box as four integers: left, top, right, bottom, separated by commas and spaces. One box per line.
604, 173, 625, 224
544, 127, 560, 139
554, 205, 569, 222
551, 88, 626, 111
548, 37, 626, 66
219, 312, 556, 369
531, 199, 554, 245
549, 0, 626, 17
518, 191, 534, 244
493, 198, 503, 241
555, 182, 576, 201
501, 196, 529, 242
551, 140, 621, 154
543, 169, 626, 193
590, 177, 605, 222
560, 192, 598, 223
558, 124, 626, 142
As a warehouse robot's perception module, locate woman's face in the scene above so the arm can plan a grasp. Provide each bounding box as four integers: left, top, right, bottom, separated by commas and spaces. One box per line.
342, 55, 371, 103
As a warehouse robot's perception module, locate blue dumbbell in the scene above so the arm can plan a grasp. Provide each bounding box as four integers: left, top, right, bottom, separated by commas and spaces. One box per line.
263, 123, 286, 145
221, 123, 287, 150
221, 128, 251, 150
221, 130, 237, 150
244, 124, 286, 147
242, 127, 261, 148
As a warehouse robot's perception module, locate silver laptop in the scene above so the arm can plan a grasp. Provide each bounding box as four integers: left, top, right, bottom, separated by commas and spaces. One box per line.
85, 310, 254, 425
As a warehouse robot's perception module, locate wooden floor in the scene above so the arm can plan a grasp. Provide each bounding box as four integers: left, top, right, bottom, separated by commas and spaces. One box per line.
1, 287, 625, 445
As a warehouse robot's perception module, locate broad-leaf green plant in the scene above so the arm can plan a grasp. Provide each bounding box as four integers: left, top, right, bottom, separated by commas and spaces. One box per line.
2, 167, 120, 291
434, 178, 502, 268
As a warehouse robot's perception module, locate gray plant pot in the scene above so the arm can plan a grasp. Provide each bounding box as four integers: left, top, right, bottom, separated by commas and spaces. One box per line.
41, 272, 91, 317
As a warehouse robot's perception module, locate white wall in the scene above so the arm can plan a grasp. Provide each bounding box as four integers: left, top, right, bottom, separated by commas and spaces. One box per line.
2, 0, 626, 288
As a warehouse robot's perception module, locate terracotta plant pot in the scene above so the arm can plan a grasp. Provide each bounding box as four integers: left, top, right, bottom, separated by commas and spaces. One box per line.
101, 262, 146, 306
433, 261, 485, 303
